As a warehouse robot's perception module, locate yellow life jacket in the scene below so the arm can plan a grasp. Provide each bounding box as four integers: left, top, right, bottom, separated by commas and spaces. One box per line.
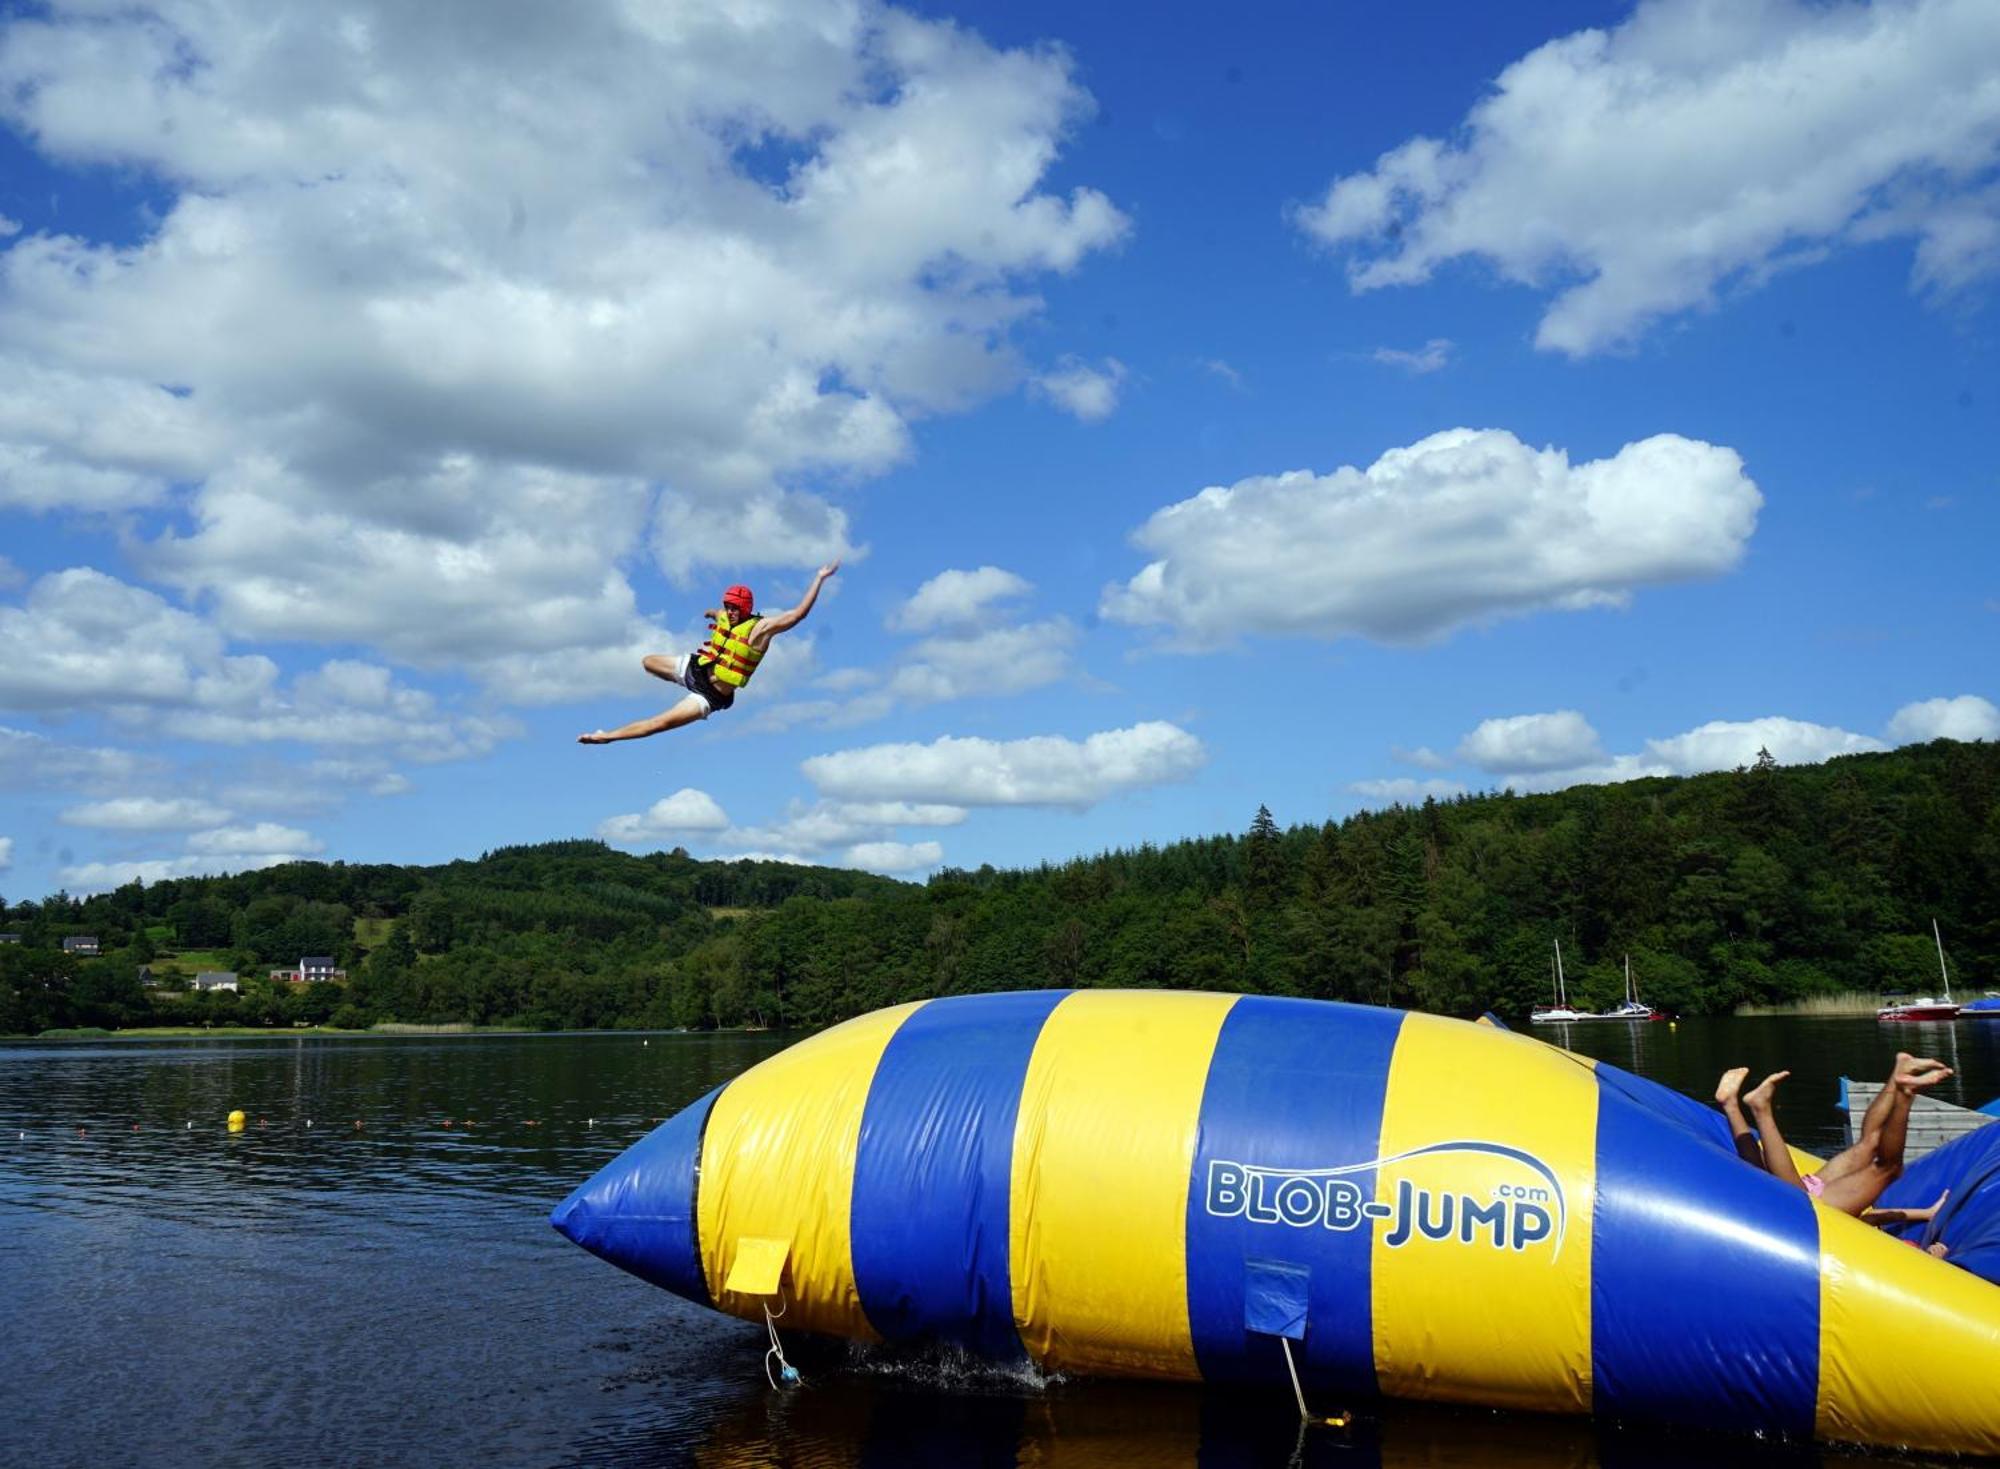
696, 612, 764, 688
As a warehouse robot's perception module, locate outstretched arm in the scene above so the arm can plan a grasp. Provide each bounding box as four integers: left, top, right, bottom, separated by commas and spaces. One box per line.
749, 561, 839, 646
1863, 1188, 1949, 1229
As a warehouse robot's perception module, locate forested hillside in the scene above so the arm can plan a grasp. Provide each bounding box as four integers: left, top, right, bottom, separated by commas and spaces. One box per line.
4, 739, 1995, 1036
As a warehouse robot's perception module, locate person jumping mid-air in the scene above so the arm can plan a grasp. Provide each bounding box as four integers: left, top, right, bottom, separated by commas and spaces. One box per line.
578, 561, 839, 745
1717, 1054, 1954, 1254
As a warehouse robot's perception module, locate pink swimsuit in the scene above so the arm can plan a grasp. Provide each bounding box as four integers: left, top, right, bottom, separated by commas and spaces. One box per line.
1802, 1172, 1825, 1199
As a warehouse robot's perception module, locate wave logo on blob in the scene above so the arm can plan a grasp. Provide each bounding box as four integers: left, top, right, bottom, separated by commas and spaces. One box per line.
1203, 1141, 1568, 1260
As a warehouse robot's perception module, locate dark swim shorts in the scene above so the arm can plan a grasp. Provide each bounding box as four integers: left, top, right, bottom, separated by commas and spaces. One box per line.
676, 653, 736, 715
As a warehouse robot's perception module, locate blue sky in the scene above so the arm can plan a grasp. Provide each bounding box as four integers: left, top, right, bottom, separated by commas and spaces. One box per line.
1, 0, 1995, 897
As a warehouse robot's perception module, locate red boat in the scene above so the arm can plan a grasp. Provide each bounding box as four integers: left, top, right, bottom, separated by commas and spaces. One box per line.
1877, 920, 1961, 1023
1877, 998, 1961, 1023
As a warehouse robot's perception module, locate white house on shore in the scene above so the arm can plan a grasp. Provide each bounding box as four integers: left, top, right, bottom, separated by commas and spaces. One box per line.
193, 971, 239, 993
270, 955, 348, 984
62, 936, 100, 955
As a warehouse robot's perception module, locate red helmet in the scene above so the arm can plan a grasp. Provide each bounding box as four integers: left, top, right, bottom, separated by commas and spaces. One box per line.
722, 584, 754, 614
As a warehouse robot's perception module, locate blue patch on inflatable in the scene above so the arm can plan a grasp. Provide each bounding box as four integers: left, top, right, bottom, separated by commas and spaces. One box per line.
849, 990, 1070, 1356
1590, 1062, 1820, 1436
1243, 1258, 1309, 1341
550, 1083, 721, 1307
1184, 996, 1405, 1394
1875, 1119, 2000, 1285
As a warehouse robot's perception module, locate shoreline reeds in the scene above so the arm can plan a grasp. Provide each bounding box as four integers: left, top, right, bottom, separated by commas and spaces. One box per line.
1734, 991, 1891, 1018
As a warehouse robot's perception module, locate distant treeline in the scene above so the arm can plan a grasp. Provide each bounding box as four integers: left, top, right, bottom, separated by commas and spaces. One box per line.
3, 739, 1996, 1036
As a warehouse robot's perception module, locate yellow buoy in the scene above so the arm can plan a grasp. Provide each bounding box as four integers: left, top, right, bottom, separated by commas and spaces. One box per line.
227, 1109, 246, 1132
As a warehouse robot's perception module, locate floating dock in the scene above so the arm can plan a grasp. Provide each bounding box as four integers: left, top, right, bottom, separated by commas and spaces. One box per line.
1844, 1080, 1996, 1160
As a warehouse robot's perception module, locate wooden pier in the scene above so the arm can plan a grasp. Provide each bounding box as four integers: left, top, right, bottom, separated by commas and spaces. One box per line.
1845, 1081, 1996, 1160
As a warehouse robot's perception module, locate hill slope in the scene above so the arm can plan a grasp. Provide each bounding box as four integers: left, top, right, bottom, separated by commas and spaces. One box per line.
3, 740, 1995, 1034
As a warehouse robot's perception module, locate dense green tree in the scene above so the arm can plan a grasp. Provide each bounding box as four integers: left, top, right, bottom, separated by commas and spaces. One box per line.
4, 742, 1998, 1035
1244, 805, 1284, 908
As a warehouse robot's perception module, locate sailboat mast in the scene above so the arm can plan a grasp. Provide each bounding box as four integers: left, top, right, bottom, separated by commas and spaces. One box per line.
1625, 953, 1633, 1006
1555, 939, 1567, 1008
1935, 918, 1952, 1004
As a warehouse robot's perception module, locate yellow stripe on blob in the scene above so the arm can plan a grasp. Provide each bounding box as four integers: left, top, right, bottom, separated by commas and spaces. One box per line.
696, 1000, 923, 1339
1009, 989, 1239, 1378
1371, 1015, 1599, 1413
1815, 1208, 2000, 1456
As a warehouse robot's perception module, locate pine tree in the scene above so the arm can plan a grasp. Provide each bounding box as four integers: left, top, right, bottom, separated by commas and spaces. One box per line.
1246, 804, 1283, 907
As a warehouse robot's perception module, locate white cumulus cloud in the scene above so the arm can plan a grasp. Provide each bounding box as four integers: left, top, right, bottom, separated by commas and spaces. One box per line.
60, 797, 233, 831
0, 0, 1126, 684
1391, 745, 1452, 771
890, 566, 1034, 631
186, 822, 322, 857
0, 835, 11, 870
1294, 0, 2000, 354
305, 760, 414, 799
759, 612, 1077, 733
0, 567, 276, 714
718, 799, 966, 858
1482, 714, 1885, 792
1033, 356, 1128, 421
1646, 718, 1885, 773
0, 726, 150, 791
152, 657, 519, 763
1103, 429, 1760, 648
1456, 711, 1604, 773
1371, 339, 1454, 374
597, 789, 733, 846
1887, 694, 2000, 743
0, 573, 517, 758
57, 823, 323, 891
803, 720, 1206, 808
1349, 777, 1469, 806
58, 850, 305, 892
843, 840, 945, 873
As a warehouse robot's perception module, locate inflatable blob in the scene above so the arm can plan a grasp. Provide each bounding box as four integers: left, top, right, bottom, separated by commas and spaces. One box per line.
551, 991, 2000, 1455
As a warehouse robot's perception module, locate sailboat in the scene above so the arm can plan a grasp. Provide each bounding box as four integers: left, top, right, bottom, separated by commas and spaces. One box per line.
1530, 939, 1593, 1023
1878, 919, 1962, 1023
1603, 953, 1666, 1021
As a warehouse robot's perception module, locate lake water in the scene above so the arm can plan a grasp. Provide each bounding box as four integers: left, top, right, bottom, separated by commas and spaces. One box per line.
4, 1015, 1995, 1468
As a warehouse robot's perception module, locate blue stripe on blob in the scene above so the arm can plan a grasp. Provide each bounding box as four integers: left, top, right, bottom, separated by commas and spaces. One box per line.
1591, 1070, 1820, 1437
849, 989, 1071, 1356
1185, 997, 1406, 1394
1594, 1059, 1737, 1151
549, 1083, 721, 1308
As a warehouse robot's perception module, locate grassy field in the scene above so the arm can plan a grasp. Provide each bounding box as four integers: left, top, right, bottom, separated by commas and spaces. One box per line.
353, 916, 395, 949
154, 950, 237, 972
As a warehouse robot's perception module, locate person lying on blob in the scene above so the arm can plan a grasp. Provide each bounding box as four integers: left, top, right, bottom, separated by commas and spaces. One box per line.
1717, 1053, 1954, 1257
578, 561, 839, 745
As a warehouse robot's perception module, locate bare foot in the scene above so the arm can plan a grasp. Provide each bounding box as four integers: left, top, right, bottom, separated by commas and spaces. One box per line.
1927, 1242, 1951, 1259
1894, 1055, 1953, 1093
1742, 1070, 1791, 1113
1715, 1066, 1751, 1106
577, 731, 611, 745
